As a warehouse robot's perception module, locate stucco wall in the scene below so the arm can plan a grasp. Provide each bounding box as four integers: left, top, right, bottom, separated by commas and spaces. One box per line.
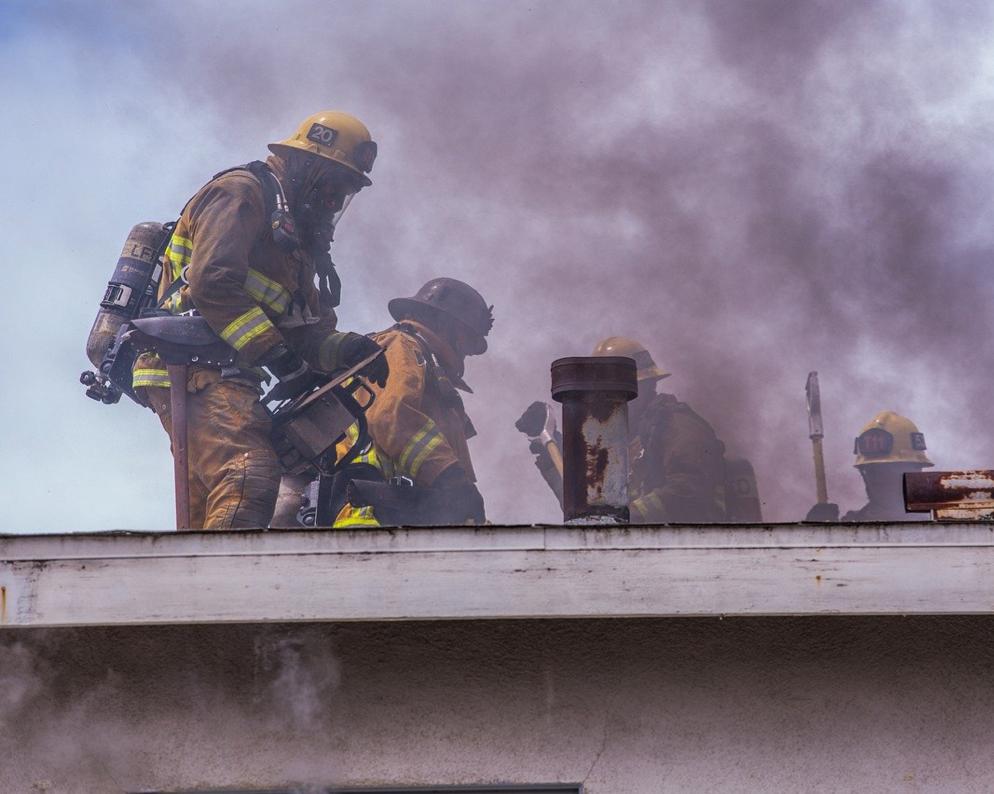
3, 616, 994, 793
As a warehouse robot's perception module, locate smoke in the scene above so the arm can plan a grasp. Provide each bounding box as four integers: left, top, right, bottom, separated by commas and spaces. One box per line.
253, 628, 342, 733
0, 635, 143, 791
10, 0, 994, 525
0, 627, 346, 792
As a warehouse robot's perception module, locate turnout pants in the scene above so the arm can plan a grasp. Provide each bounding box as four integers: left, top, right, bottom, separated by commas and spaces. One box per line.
146, 369, 283, 529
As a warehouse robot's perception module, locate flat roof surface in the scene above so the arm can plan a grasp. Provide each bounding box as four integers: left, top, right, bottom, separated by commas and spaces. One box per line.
3, 523, 994, 627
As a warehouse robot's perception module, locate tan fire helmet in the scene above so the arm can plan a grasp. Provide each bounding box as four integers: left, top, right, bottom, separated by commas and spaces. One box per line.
269, 111, 377, 187
853, 411, 933, 467
592, 337, 670, 382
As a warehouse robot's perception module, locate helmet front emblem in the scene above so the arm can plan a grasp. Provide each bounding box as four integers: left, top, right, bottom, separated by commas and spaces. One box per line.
306, 123, 338, 147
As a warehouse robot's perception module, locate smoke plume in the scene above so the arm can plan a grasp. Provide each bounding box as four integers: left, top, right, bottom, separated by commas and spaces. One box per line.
0, 627, 345, 792
14, 0, 994, 524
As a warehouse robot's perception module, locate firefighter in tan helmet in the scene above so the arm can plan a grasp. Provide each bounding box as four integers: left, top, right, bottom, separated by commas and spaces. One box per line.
133, 110, 388, 529
596, 337, 730, 523
517, 337, 760, 522
805, 411, 933, 522
329, 277, 494, 527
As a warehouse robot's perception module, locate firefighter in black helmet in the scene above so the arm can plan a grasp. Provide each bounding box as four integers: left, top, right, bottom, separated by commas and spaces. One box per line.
331, 277, 494, 526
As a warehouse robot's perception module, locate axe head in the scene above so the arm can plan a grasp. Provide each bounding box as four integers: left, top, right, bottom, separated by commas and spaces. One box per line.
516, 401, 557, 446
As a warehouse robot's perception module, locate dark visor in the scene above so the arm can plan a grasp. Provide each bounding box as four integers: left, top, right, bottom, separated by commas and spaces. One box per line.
854, 427, 893, 457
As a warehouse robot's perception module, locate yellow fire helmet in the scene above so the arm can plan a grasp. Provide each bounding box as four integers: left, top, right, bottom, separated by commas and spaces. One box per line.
269, 110, 377, 187
853, 410, 934, 468
592, 336, 670, 382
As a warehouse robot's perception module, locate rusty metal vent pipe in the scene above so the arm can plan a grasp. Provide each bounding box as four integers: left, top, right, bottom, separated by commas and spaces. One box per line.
905, 469, 994, 520
551, 356, 637, 524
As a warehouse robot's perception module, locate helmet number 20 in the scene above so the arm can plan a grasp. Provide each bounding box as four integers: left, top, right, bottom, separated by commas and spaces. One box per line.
307, 123, 338, 147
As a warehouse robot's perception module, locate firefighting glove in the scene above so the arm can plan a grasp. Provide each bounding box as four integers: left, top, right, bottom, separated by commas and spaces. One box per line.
341, 333, 389, 388
433, 465, 486, 524
262, 345, 321, 403
805, 502, 840, 522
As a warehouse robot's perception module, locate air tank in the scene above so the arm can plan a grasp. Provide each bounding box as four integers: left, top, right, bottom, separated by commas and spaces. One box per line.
85, 222, 168, 368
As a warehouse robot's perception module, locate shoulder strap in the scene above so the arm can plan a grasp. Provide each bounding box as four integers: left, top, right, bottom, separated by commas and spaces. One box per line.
394, 323, 440, 378
243, 162, 342, 311
241, 161, 298, 253
150, 220, 181, 310
394, 323, 471, 413
155, 162, 296, 311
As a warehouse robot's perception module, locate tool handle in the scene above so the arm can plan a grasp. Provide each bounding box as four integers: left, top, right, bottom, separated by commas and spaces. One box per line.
811, 436, 828, 504
546, 440, 565, 479
166, 364, 192, 530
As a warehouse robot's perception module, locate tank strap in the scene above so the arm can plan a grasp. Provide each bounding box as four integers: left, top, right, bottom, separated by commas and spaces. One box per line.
239, 161, 298, 254
156, 162, 295, 312
394, 322, 469, 416
394, 323, 439, 376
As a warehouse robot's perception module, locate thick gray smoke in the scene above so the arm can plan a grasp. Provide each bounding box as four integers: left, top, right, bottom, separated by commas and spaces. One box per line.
15, 0, 994, 525
0, 627, 344, 792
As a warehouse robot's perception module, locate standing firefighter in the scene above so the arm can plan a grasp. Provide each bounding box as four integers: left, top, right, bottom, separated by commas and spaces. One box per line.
805, 411, 933, 522
330, 278, 493, 527
134, 110, 388, 529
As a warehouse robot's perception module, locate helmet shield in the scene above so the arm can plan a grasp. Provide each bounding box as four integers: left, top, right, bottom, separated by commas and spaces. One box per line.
329, 192, 355, 236
854, 428, 894, 459
293, 161, 360, 245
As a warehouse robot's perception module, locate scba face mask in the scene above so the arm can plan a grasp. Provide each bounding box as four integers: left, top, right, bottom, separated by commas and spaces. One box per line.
298, 172, 359, 248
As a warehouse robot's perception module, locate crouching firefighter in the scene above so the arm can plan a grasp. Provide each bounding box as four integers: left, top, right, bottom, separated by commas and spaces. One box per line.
132, 110, 389, 529
327, 278, 493, 527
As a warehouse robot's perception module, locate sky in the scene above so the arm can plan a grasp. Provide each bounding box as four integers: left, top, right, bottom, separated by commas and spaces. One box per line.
3, 0, 994, 531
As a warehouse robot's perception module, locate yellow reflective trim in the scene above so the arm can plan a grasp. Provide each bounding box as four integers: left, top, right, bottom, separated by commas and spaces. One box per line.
245, 268, 291, 314
333, 504, 380, 528
164, 291, 186, 314
235, 315, 274, 349
645, 492, 664, 512
356, 450, 379, 466
165, 234, 193, 280
631, 492, 664, 523
398, 421, 435, 472
399, 420, 445, 477
133, 368, 172, 388
398, 430, 427, 472
171, 234, 193, 252
339, 422, 384, 471
408, 433, 444, 479
165, 253, 185, 280
220, 307, 274, 351
318, 332, 347, 371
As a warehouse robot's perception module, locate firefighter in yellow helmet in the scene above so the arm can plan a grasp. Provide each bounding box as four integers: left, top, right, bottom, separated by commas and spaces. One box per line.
805, 411, 933, 522
518, 337, 746, 522
133, 110, 388, 529
329, 277, 493, 527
